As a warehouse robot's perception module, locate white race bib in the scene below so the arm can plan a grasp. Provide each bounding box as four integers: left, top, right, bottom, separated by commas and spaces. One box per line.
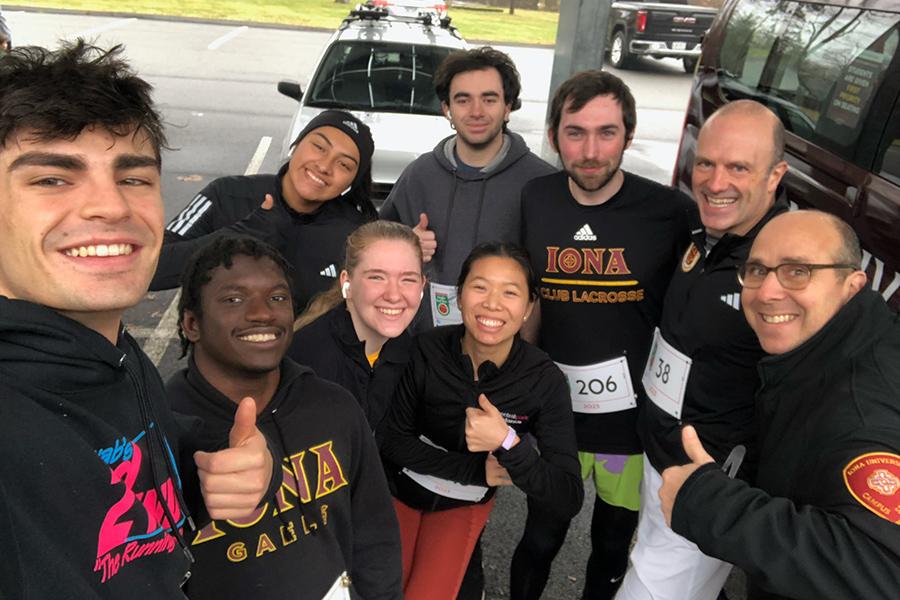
556, 357, 636, 414
641, 328, 692, 419
321, 572, 351, 600
402, 468, 489, 502
402, 435, 489, 502
430, 282, 462, 327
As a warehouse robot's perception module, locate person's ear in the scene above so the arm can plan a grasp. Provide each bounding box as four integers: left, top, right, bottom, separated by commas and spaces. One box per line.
523, 300, 535, 323
844, 269, 868, 298
767, 160, 789, 195
182, 310, 201, 343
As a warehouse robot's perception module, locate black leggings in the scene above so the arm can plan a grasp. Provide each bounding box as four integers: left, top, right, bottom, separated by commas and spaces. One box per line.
509, 495, 638, 600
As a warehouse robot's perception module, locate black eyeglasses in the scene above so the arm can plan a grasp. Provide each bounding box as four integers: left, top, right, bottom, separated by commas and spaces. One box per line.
737, 262, 858, 290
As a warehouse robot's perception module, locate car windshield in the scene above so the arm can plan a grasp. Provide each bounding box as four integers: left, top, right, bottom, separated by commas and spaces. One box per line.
306, 41, 453, 115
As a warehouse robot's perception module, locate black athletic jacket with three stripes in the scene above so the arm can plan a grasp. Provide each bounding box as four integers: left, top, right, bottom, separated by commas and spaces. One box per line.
150, 164, 371, 311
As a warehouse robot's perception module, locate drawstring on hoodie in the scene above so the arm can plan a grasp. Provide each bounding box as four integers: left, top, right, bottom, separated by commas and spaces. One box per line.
270, 407, 320, 536
121, 345, 196, 565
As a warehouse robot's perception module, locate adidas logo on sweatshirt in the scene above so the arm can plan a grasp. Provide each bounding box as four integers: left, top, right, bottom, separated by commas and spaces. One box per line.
720, 293, 741, 311
319, 264, 337, 278
573, 224, 597, 241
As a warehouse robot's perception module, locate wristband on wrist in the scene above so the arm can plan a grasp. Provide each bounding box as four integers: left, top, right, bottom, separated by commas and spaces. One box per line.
498, 426, 517, 451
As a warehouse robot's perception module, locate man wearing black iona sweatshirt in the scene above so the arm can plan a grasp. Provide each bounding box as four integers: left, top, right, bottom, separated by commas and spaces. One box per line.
167, 235, 402, 600
517, 70, 695, 600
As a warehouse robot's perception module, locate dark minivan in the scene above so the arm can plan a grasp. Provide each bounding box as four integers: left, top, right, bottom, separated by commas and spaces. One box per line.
673, 0, 900, 309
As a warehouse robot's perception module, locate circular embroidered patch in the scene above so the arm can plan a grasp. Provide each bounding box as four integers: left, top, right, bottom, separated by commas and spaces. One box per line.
681, 242, 700, 272
843, 452, 900, 524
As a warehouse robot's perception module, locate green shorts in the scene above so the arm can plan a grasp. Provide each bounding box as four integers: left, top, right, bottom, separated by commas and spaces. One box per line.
579, 452, 642, 511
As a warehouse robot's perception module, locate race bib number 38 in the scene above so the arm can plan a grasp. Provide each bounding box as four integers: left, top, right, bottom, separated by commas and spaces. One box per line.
556, 357, 636, 414
641, 328, 692, 419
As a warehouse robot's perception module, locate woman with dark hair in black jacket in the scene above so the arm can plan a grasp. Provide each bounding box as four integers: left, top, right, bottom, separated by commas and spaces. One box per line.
151, 110, 379, 311
379, 242, 583, 600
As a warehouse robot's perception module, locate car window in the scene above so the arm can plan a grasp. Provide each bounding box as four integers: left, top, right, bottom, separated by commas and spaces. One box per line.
307, 41, 453, 115
717, 0, 900, 166
877, 96, 900, 185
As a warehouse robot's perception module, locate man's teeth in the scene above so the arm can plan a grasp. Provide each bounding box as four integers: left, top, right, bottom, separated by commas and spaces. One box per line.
477, 317, 503, 328
238, 333, 278, 342
379, 308, 403, 316
64, 244, 134, 258
761, 314, 796, 324
707, 196, 737, 206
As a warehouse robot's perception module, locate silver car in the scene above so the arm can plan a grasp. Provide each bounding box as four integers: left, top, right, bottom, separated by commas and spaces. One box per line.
277, 7, 467, 201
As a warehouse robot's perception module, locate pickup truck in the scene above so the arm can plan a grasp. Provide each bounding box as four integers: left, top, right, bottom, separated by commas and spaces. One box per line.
605, 1, 718, 72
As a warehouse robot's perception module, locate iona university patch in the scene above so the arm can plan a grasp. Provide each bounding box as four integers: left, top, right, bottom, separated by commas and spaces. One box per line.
843, 452, 900, 524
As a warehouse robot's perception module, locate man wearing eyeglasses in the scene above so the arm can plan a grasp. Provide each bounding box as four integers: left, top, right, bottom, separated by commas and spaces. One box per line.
616, 99, 788, 600
657, 209, 900, 599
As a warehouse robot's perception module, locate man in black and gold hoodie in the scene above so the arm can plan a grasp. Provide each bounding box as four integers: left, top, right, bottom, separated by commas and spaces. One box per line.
0, 41, 275, 597
167, 235, 402, 600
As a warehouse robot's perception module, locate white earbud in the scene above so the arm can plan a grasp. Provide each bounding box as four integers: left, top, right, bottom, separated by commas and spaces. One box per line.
341, 281, 350, 299
420, 290, 425, 301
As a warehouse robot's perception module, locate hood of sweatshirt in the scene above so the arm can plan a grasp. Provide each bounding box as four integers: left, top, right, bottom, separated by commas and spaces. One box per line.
433, 131, 532, 180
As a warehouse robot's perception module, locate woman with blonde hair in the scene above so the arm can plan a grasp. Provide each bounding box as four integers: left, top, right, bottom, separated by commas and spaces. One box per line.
288, 220, 426, 430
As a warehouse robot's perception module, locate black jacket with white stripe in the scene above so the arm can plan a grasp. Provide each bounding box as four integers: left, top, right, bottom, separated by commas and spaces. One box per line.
150, 164, 371, 311
638, 200, 787, 478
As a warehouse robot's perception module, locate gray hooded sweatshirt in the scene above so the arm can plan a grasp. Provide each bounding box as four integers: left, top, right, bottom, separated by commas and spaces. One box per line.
381, 132, 555, 328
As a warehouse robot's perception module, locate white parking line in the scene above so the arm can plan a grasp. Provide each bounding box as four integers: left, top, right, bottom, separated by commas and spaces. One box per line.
207, 26, 249, 50
142, 298, 182, 366
244, 136, 272, 176
143, 135, 272, 366
69, 17, 136, 39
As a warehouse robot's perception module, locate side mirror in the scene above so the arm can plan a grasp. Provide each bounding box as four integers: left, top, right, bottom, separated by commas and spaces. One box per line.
277, 80, 303, 102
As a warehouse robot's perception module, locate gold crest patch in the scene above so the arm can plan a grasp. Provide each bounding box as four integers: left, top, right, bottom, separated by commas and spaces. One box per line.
681, 242, 700, 272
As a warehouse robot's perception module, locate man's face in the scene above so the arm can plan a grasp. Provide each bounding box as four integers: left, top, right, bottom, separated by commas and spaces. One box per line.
0, 126, 163, 332
551, 95, 631, 193
284, 126, 360, 213
692, 111, 787, 239
185, 255, 294, 378
742, 213, 866, 355
443, 67, 511, 151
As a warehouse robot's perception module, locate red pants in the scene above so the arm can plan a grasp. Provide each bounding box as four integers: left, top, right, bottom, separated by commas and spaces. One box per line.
392, 497, 494, 600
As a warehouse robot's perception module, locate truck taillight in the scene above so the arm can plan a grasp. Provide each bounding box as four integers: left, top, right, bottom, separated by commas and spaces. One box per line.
636, 11, 647, 33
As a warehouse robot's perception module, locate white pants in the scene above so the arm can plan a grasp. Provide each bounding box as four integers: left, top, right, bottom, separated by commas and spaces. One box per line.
614, 455, 732, 600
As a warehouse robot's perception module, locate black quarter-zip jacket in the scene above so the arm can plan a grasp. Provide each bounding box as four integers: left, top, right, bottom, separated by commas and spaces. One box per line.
672, 289, 900, 600
166, 357, 402, 600
150, 163, 372, 311
0, 297, 199, 598
639, 200, 787, 477
379, 325, 583, 519
288, 303, 412, 432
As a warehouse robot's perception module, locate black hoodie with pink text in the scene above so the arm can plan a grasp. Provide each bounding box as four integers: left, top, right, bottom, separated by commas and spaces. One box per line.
0, 297, 199, 599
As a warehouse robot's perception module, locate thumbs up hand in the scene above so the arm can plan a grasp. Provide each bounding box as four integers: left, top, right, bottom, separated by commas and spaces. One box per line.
412, 212, 437, 263
659, 425, 715, 527
194, 397, 274, 520
465, 394, 517, 452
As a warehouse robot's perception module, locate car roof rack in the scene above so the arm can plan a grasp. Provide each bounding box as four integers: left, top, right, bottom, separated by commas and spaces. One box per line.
344, 2, 457, 33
